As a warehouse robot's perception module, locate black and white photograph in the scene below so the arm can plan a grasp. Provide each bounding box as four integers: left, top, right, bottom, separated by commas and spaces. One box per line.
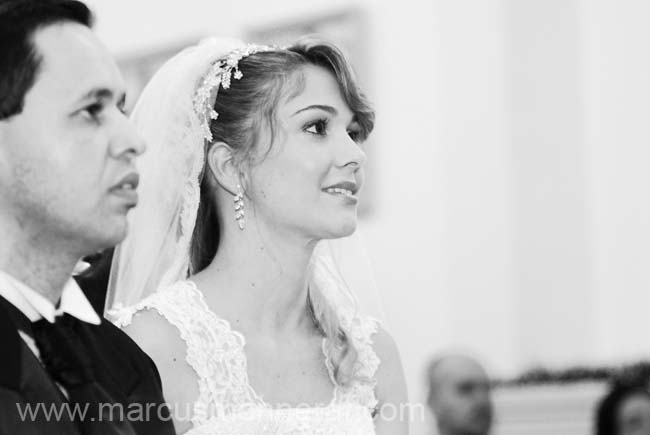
1, 0, 649, 434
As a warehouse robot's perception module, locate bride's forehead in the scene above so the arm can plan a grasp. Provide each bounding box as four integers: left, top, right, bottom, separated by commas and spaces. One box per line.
280, 67, 351, 117
292, 66, 339, 97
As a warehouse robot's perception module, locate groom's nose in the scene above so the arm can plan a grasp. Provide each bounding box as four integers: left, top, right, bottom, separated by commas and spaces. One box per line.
109, 112, 147, 160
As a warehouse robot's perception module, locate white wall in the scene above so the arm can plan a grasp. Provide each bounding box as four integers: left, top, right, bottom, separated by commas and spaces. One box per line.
580, 0, 650, 365
504, 0, 597, 370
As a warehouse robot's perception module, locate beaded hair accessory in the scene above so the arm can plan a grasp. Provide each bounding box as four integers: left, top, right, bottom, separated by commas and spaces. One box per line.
192, 44, 279, 142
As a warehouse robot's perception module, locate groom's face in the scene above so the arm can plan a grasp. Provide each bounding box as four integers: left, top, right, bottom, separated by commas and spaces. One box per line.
0, 21, 145, 254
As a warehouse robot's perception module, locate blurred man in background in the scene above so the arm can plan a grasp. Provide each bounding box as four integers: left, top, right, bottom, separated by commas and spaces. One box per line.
427, 354, 494, 435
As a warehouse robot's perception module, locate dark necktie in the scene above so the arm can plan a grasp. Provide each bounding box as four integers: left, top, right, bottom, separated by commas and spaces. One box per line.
29, 314, 136, 435
32, 314, 95, 390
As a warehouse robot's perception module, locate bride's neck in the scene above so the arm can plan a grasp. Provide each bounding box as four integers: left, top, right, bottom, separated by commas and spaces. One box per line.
198, 220, 317, 334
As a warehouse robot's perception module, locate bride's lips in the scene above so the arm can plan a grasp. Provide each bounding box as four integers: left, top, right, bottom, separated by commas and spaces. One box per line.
322, 180, 359, 205
110, 172, 139, 206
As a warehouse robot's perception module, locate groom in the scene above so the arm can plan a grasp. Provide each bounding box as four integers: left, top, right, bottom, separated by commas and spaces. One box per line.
0, 0, 174, 434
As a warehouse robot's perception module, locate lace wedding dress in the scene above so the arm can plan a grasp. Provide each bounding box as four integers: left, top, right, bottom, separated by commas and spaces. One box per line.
113, 280, 381, 434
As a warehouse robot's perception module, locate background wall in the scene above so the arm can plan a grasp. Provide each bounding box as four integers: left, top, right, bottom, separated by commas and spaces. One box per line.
85, 0, 650, 433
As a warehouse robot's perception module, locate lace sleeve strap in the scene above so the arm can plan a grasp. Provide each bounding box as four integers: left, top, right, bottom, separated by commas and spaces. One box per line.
348, 315, 382, 382
106, 293, 161, 328
113, 281, 225, 388
107, 282, 204, 368
107, 281, 219, 427
334, 315, 382, 411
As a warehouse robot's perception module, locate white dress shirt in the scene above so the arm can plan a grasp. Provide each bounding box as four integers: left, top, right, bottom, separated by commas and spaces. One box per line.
0, 270, 101, 358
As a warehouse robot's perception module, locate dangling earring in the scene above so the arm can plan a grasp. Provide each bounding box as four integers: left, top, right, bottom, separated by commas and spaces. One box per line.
234, 184, 245, 230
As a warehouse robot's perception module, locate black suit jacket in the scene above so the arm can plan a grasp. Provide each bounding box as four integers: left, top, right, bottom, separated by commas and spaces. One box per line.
76, 247, 114, 315
0, 296, 175, 435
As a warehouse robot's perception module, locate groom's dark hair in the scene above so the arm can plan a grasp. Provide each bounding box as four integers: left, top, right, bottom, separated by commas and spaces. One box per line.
0, 0, 93, 120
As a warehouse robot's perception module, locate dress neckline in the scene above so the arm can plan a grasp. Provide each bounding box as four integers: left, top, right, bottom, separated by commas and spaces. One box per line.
184, 279, 341, 410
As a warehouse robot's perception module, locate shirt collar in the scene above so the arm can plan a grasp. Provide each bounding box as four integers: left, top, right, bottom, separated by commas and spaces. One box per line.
0, 270, 101, 325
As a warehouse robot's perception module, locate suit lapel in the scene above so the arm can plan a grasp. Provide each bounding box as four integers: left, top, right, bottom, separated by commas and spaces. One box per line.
0, 297, 24, 391
0, 296, 80, 434
75, 320, 140, 400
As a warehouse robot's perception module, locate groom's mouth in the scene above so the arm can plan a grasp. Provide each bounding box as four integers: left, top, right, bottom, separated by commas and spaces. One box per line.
110, 172, 140, 206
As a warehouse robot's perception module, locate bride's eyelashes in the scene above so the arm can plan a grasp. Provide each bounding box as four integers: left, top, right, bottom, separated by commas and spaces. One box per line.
347, 125, 361, 142
303, 118, 330, 137
303, 118, 362, 142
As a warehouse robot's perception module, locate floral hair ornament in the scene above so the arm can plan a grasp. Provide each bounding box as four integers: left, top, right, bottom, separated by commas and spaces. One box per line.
192, 43, 279, 142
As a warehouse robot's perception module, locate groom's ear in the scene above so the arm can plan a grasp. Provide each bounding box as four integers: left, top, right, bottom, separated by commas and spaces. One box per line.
205, 142, 240, 195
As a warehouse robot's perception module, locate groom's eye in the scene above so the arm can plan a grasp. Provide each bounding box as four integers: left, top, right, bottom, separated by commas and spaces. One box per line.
80, 103, 104, 122
117, 95, 128, 115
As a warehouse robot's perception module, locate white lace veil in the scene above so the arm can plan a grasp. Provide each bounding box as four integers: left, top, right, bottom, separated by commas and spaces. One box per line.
105, 37, 383, 324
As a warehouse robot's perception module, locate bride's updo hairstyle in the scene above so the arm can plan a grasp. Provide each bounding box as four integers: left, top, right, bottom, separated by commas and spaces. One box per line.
190, 38, 375, 386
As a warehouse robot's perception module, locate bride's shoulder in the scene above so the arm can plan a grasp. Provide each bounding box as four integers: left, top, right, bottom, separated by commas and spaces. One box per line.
120, 304, 182, 358
370, 325, 401, 375
113, 281, 195, 342
345, 314, 396, 346
342, 315, 406, 414
346, 316, 398, 375
360, 322, 407, 415
109, 280, 200, 327
116, 286, 200, 426
116, 280, 203, 367
346, 314, 380, 342
111, 279, 221, 355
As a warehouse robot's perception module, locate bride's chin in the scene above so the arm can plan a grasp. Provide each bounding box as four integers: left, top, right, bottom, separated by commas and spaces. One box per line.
322, 220, 358, 239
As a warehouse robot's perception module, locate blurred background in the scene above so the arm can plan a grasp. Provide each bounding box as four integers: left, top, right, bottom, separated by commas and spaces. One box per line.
84, 0, 650, 433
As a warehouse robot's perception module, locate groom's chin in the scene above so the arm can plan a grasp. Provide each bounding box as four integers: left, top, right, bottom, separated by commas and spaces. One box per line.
84, 217, 129, 253
110, 219, 129, 246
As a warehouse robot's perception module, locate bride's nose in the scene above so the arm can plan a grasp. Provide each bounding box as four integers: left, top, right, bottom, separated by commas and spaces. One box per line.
334, 134, 366, 169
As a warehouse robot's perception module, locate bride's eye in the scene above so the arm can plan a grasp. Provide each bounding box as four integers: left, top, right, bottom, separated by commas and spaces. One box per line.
347, 120, 363, 143
304, 119, 329, 136
347, 128, 361, 142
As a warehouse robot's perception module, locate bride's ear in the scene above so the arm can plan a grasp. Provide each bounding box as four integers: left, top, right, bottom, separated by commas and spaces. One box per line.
205, 142, 241, 195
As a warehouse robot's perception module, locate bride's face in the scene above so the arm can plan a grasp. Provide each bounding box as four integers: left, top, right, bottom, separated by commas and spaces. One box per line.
246, 64, 366, 241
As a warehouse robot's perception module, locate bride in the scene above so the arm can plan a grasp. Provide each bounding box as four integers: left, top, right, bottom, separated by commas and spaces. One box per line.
106, 37, 408, 434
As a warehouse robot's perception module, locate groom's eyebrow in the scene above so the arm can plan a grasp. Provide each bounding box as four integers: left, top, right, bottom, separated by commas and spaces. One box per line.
77, 87, 126, 104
